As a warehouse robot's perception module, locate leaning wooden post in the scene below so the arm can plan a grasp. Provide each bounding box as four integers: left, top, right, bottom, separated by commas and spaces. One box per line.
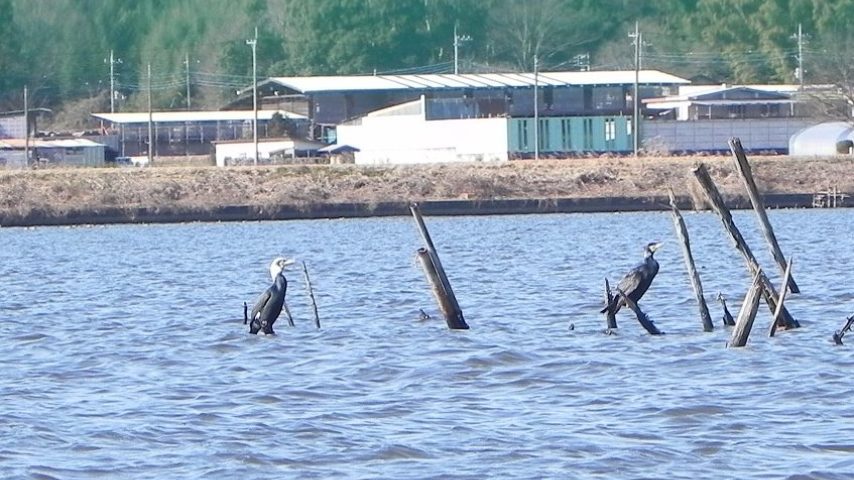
716, 293, 736, 326
603, 278, 618, 330
729, 137, 800, 293
692, 164, 799, 329
301, 261, 320, 329
417, 248, 468, 329
729, 270, 763, 348
768, 257, 793, 337
618, 288, 663, 335
283, 302, 295, 327
410, 203, 468, 330
669, 189, 714, 332
832, 315, 854, 345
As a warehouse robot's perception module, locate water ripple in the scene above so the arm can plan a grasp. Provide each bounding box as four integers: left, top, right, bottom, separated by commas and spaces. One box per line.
1, 211, 853, 479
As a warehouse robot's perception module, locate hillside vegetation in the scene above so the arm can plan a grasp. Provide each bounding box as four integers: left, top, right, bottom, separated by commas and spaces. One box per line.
3, 0, 854, 125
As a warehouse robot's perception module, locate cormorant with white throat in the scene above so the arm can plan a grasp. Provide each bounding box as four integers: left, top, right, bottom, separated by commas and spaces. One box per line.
246, 257, 295, 335
601, 241, 663, 316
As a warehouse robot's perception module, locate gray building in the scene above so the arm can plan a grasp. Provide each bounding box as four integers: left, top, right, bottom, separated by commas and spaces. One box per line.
230, 70, 691, 142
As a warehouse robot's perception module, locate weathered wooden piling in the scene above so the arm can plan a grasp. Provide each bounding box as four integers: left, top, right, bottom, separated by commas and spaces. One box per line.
617, 288, 663, 335
692, 164, 799, 329
603, 278, 618, 330
410, 203, 469, 330
302, 261, 321, 329
729, 137, 800, 294
729, 271, 763, 348
417, 248, 467, 329
716, 293, 736, 326
832, 315, 854, 345
668, 190, 714, 332
283, 302, 295, 327
769, 257, 793, 337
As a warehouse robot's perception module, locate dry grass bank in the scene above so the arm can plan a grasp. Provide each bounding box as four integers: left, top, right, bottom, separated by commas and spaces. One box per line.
1, 156, 852, 218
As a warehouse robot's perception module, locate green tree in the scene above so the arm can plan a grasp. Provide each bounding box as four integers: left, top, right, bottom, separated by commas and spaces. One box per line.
0, 0, 21, 103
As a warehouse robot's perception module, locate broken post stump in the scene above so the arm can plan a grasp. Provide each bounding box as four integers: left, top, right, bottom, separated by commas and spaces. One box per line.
410, 203, 468, 330
769, 257, 793, 337
717, 293, 736, 327
283, 302, 295, 327
832, 315, 854, 345
417, 248, 468, 329
729, 138, 800, 294
603, 277, 618, 330
669, 190, 714, 332
302, 261, 321, 329
692, 163, 799, 329
618, 288, 663, 335
729, 271, 764, 348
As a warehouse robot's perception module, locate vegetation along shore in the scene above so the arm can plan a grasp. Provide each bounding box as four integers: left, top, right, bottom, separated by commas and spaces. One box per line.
1, 155, 852, 227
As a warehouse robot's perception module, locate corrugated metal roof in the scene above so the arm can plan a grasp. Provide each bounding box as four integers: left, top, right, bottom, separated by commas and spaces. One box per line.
1, 138, 104, 148
650, 85, 798, 104
91, 109, 306, 124
263, 69, 690, 94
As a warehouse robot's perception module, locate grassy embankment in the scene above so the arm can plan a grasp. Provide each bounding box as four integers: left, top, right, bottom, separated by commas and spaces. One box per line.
0, 155, 852, 222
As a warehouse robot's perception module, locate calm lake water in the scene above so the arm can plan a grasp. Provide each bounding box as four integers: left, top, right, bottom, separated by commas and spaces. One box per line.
2, 209, 854, 479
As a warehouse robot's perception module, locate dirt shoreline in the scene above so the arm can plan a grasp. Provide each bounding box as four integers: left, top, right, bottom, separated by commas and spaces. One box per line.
1, 156, 851, 227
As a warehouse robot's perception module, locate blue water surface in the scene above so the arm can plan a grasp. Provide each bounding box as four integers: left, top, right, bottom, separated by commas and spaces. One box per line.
2, 209, 854, 479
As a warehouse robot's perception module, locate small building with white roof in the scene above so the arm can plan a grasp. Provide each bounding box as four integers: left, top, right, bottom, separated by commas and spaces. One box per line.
91, 110, 308, 158
0, 138, 105, 168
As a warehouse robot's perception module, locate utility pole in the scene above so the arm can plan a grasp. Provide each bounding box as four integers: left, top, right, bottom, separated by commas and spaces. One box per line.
453, 25, 471, 75
796, 23, 804, 91
185, 52, 192, 159
533, 55, 539, 161
247, 27, 259, 165
109, 50, 115, 113
23, 86, 29, 167
185, 52, 191, 110
147, 63, 153, 166
106, 50, 122, 113
630, 21, 640, 157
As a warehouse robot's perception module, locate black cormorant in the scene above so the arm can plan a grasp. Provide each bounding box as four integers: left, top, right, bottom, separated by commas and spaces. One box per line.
601, 241, 663, 316
246, 257, 294, 335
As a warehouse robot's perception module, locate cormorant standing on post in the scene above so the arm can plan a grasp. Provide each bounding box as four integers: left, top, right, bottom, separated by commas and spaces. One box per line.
601, 241, 663, 316
246, 257, 294, 335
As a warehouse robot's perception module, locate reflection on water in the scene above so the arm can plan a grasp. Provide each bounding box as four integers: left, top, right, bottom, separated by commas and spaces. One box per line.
2, 209, 854, 479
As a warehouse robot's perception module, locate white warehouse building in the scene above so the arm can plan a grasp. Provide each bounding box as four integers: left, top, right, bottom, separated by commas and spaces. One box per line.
335, 96, 509, 165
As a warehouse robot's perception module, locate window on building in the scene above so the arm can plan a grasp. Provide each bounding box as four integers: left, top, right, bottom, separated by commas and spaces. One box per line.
518, 120, 529, 150
604, 118, 616, 149
560, 119, 571, 150
583, 118, 593, 150
538, 119, 549, 151
605, 118, 616, 141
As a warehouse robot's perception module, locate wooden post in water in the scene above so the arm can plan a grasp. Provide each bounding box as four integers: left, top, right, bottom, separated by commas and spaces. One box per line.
669, 190, 714, 332
417, 248, 467, 329
603, 278, 618, 330
302, 261, 321, 329
729, 270, 763, 348
617, 288, 663, 335
769, 257, 793, 337
283, 302, 295, 328
832, 315, 854, 345
692, 164, 799, 329
410, 203, 469, 330
729, 138, 800, 293
716, 293, 736, 327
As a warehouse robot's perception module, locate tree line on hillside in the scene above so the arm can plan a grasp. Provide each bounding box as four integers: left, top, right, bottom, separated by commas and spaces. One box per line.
2, 0, 854, 125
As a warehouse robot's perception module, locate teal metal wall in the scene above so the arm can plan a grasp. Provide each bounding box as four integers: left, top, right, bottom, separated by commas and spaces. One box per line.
508, 116, 632, 154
